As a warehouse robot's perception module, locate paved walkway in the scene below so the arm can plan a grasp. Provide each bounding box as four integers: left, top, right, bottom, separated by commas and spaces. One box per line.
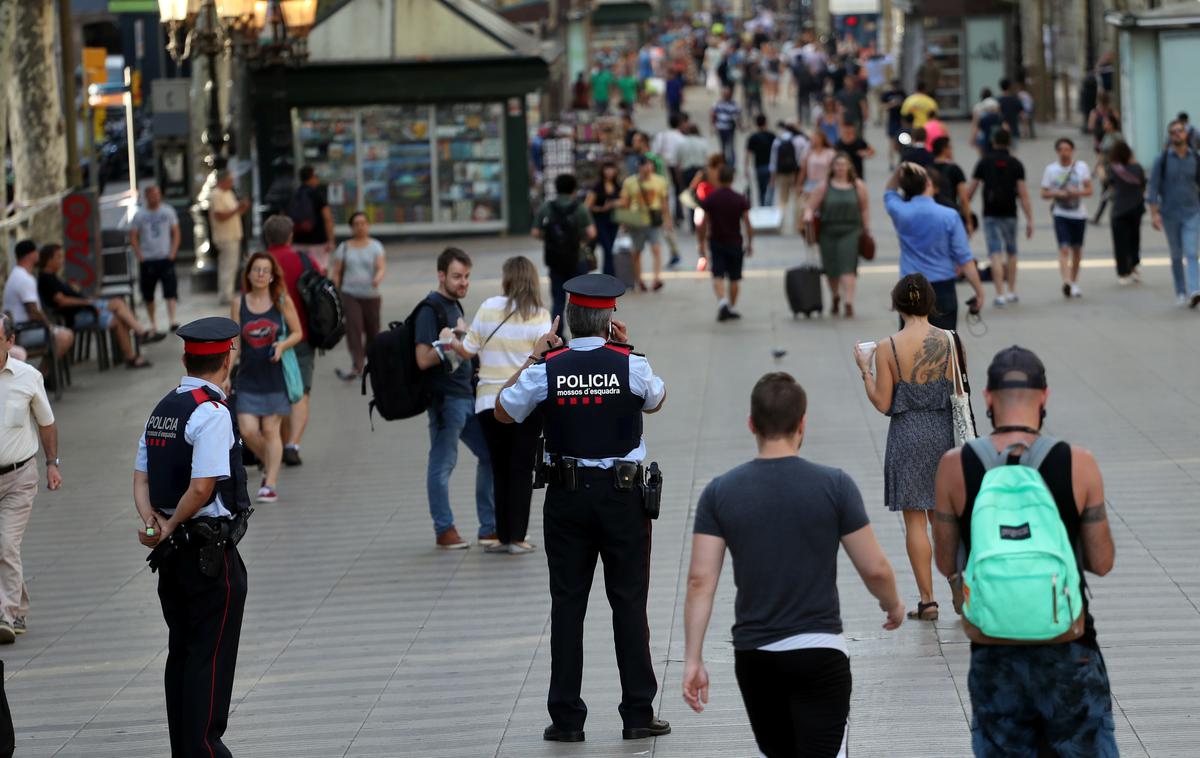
5, 90, 1199, 757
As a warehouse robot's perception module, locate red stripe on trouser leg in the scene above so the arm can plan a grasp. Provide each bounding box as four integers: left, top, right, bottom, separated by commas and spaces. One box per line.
204, 551, 233, 758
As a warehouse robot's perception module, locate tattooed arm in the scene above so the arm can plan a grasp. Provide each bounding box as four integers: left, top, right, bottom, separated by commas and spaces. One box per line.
933, 449, 965, 578
1073, 445, 1115, 576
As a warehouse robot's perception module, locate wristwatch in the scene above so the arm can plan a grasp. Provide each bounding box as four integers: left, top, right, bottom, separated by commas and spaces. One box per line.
47, 457, 60, 467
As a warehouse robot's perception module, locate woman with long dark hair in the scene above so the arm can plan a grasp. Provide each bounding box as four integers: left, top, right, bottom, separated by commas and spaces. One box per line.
1105, 140, 1146, 284
586, 161, 622, 277
855, 274, 965, 622
441, 256, 552, 554
231, 252, 303, 503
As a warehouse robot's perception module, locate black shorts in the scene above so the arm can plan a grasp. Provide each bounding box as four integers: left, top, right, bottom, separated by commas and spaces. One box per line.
735, 647, 851, 757
709, 241, 745, 281
140, 259, 179, 302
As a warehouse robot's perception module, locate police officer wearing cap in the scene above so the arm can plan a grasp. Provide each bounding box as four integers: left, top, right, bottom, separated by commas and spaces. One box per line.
496, 273, 670, 743
134, 317, 251, 758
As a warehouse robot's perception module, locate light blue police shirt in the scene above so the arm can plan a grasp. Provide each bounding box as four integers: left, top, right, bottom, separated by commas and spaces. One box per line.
498, 337, 666, 469
135, 376, 235, 519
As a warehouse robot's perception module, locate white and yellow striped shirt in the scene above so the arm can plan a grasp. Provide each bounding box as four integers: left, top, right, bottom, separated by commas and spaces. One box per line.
462, 295, 552, 414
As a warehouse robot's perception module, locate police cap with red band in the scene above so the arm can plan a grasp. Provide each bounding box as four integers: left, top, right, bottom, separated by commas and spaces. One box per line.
176, 317, 239, 356
565, 273, 626, 310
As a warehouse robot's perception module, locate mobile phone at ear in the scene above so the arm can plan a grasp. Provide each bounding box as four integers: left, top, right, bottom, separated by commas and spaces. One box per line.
608, 321, 614, 339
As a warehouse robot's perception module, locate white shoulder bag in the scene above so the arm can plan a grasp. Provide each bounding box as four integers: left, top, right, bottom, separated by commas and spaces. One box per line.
945, 329, 977, 445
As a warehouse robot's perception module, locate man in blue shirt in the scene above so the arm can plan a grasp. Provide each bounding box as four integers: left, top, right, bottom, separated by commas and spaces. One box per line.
1148, 119, 1200, 308
884, 163, 985, 330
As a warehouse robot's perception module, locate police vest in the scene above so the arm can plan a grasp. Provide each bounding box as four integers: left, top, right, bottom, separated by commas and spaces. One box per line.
539, 343, 644, 459
144, 385, 251, 517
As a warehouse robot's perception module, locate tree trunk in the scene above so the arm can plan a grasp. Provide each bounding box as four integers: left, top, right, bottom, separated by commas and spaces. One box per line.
0, 0, 15, 284
7, 0, 68, 246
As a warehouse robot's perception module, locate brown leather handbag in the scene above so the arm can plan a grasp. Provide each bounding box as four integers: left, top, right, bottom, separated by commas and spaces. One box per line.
858, 231, 876, 260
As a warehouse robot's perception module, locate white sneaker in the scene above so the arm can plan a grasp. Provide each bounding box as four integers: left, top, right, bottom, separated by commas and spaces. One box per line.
993, 297, 1007, 309
1006, 293, 1019, 304
1070, 284, 1082, 298
1117, 276, 1132, 286
1178, 294, 1189, 307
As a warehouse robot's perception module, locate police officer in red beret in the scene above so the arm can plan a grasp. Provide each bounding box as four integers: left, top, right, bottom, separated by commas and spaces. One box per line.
496, 274, 670, 744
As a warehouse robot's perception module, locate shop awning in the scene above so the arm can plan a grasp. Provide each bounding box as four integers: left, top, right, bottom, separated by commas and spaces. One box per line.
107, 0, 159, 10
1106, 2, 1200, 29
592, 0, 653, 26
308, 0, 560, 63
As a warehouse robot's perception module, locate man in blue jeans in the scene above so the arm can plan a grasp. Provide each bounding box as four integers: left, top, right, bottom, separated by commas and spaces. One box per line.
884, 163, 985, 330
1148, 119, 1200, 308
414, 247, 495, 549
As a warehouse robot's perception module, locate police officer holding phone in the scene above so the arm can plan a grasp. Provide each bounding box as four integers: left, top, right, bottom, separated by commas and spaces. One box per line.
496, 273, 669, 744
134, 317, 251, 758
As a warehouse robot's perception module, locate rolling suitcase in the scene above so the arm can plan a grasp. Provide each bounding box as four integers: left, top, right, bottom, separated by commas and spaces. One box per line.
785, 265, 823, 318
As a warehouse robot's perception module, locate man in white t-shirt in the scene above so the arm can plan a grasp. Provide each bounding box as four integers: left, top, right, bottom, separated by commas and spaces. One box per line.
1040, 138, 1093, 298
207, 171, 250, 304
2, 240, 73, 364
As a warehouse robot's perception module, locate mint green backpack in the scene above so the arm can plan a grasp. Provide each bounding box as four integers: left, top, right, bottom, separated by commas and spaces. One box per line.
961, 437, 1084, 642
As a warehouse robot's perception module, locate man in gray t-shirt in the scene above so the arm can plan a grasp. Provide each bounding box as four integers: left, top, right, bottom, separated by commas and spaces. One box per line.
681, 373, 903, 757
129, 186, 181, 334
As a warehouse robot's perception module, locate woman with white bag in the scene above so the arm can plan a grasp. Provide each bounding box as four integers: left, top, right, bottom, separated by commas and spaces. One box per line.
854, 274, 974, 622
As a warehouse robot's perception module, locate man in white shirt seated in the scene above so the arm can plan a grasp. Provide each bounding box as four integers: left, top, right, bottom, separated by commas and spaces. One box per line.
2, 240, 74, 370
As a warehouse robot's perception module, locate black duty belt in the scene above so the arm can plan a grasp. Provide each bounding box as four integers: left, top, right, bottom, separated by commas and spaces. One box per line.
0, 457, 34, 476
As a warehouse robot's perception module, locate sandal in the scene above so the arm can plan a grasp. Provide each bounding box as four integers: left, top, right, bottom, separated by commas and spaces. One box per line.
831, 296, 841, 316
907, 601, 939, 621
125, 357, 153, 370
844, 303, 855, 319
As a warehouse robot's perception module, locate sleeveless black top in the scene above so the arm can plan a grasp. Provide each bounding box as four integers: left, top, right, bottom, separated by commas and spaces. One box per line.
960, 439, 1098, 650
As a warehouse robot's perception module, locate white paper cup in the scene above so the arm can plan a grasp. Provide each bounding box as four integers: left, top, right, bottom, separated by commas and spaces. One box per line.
856, 341, 877, 359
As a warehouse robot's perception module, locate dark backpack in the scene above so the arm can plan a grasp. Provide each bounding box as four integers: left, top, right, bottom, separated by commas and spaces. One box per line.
543, 200, 582, 276
297, 252, 345, 350
361, 299, 449, 425
287, 187, 317, 234
775, 139, 799, 174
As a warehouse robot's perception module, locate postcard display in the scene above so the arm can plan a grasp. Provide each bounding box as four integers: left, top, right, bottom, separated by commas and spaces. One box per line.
294, 102, 505, 230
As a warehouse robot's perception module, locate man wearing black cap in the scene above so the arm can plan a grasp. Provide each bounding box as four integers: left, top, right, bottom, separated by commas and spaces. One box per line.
134, 316, 251, 758
932, 346, 1116, 757
495, 273, 670, 744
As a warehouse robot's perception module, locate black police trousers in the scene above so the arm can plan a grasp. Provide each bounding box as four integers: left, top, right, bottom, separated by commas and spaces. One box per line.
157, 543, 247, 758
543, 472, 657, 731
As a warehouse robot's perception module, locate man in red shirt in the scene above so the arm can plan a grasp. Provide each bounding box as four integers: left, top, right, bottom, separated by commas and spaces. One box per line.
263, 215, 317, 466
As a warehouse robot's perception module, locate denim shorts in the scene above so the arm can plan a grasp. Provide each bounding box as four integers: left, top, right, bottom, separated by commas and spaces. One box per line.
1053, 216, 1088, 248
969, 641, 1117, 757
629, 226, 663, 251
235, 390, 292, 417
73, 302, 115, 330
983, 216, 1018, 255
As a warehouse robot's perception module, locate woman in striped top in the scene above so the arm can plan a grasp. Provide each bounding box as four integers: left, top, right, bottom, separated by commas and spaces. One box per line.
443, 256, 551, 554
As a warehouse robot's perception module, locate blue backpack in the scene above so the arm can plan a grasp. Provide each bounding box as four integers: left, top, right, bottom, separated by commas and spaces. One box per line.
961, 437, 1085, 643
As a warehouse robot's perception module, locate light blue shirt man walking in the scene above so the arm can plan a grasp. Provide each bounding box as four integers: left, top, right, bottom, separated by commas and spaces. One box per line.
1148, 120, 1200, 308
884, 163, 986, 331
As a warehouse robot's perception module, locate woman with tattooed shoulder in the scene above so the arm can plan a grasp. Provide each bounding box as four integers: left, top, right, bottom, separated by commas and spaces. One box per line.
854, 274, 965, 622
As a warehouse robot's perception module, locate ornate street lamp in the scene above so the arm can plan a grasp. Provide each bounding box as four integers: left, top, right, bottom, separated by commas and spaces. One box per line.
156, 0, 317, 289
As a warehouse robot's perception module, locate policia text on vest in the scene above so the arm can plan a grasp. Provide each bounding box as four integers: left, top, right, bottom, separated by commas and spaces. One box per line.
133, 317, 251, 758
495, 274, 671, 743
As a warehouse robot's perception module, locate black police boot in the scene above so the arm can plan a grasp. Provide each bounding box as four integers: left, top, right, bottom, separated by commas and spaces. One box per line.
543, 724, 585, 742
622, 718, 671, 740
